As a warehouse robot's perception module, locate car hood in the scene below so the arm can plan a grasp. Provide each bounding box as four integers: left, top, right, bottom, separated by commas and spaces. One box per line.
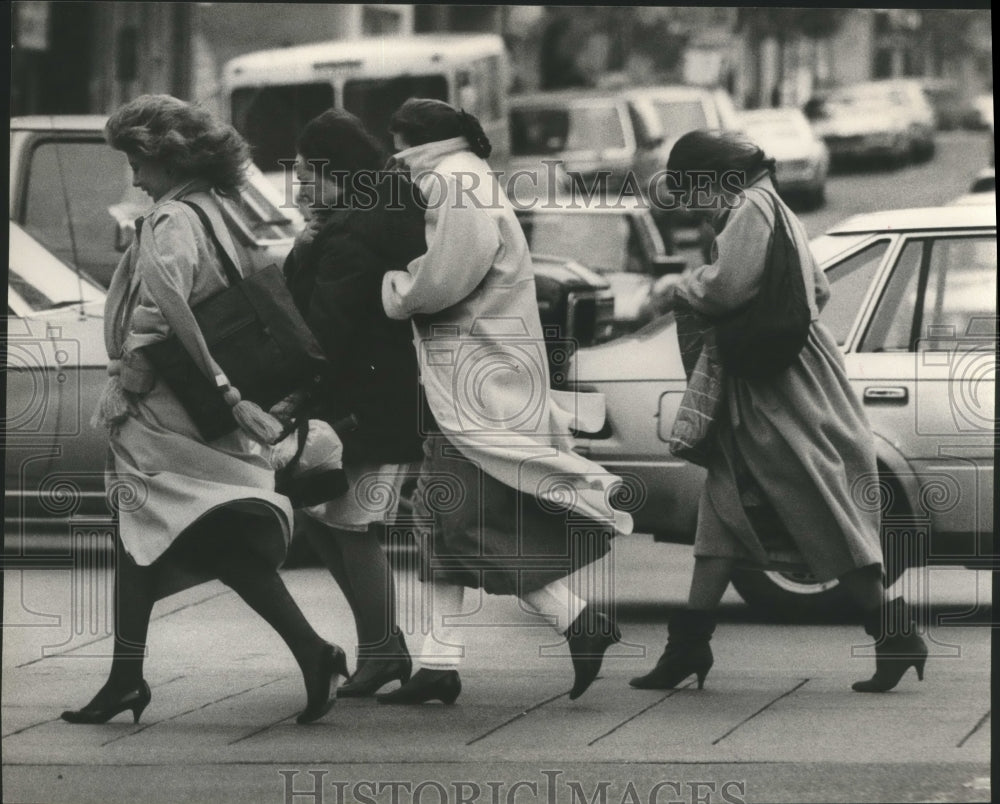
766, 141, 824, 162
570, 312, 685, 382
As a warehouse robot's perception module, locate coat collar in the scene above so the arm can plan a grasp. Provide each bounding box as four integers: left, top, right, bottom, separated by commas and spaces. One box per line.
394, 136, 471, 175
141, 179, 212, 219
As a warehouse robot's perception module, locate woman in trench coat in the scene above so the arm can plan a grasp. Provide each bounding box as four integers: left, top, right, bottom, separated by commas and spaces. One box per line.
377, 99, 634, 705
61, 95, 346, 726
629, 131, 928, 694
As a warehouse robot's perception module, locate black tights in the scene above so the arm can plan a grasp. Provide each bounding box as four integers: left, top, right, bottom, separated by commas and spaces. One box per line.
103, 510, 324, 693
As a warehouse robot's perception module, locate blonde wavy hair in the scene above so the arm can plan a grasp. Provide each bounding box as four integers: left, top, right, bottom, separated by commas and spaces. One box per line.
106, 94, 250, 197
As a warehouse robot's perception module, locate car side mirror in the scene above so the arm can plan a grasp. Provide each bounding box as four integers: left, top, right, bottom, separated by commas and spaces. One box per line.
114, 219, 135, 252
651, 255, 687, 278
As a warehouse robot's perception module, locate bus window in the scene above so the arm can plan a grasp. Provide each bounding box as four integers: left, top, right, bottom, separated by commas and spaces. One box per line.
343, 75, 448, 150
231, 83, 335, 173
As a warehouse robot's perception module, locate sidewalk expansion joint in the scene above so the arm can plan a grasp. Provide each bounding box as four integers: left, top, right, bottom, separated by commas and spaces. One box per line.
15, 589, 232, 669
465, 689, 569, 745
100, 676, 283, 747
588, 681, 696, 746
228, 708, 298, 745
957, 708, 990, 748
3, 675, 186, 738
711, 678, 810, 745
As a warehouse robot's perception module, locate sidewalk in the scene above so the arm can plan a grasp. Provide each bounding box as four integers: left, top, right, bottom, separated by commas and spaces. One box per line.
2, 540, 991, 804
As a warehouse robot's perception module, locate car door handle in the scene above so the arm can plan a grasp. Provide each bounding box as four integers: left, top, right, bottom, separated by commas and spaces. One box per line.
864, 386, 908, 403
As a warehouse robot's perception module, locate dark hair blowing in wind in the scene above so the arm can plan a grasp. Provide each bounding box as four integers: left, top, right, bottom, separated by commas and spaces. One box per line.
388, 98, 493, 159
667, 130, 777, 193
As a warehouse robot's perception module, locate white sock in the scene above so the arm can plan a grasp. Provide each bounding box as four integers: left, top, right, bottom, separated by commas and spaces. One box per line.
522, 578, 586, 634
418, 581, 465, 670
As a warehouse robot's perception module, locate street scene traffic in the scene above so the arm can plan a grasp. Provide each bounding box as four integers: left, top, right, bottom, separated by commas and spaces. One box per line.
4, 4, 995, 804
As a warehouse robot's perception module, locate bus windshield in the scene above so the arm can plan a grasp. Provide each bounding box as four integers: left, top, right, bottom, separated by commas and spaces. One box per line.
343, 75, 449, 150
231, 83, 335, 174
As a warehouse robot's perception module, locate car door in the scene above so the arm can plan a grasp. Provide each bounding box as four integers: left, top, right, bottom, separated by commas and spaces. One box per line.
845, 231, 996, 565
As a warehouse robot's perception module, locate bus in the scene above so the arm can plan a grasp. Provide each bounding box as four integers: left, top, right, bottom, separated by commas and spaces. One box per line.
222, 34, 510, 189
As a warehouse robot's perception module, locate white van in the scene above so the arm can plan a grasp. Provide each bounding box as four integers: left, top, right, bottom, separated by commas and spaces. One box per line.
222, 34, 510, 189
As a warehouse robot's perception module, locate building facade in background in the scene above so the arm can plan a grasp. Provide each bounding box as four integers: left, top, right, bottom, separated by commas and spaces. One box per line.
10, 3, 992, 118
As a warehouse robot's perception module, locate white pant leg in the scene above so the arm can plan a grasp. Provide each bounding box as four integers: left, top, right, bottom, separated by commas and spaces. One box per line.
521, 578, 586, 634
418, 581, 466, 670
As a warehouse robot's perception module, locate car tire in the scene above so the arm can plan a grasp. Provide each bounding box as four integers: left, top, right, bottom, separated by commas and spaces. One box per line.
730, 470, 911, 620
730, 567, 857, 621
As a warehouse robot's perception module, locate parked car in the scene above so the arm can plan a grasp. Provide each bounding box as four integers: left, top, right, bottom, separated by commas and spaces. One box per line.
948, 167, 996, 206
5, 117, 616, 545
509, 90, 665, 202
623, 85, 742, 246
569, 204, 996, 617
739, 107, 829, 208
806, 93, 912, 169
516, 197, 686, 337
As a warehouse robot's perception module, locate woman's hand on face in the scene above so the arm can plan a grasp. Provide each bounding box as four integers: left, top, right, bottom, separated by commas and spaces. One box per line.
295, 214, 326, 248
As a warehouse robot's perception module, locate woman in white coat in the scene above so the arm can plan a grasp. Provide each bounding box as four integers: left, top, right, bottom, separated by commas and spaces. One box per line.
377, 99, 634, 705
61, 95, 346, 726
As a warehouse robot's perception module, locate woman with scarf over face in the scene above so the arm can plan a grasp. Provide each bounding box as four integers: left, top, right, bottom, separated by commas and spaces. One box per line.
378, 99, 635, 705
629, 131, 927, 694
62, 95, 346, 727
277, 109, 428, 696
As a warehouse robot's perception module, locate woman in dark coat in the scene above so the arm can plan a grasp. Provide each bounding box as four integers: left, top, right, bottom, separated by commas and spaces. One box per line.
630, 131, 928, 694
278, 109, 427, 696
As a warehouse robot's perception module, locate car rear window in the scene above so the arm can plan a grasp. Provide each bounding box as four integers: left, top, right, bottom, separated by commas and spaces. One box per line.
511, 105, 626, 155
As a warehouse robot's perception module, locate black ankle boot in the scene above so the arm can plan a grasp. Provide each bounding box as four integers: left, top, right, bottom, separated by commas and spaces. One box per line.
61, 680, 151, 725
376, 668, 461, 705
339, 629, 413, 698
629, 609, 715, 690
565, 606, 622, 700
297, 642, 349, 724
852, 598, 928, 693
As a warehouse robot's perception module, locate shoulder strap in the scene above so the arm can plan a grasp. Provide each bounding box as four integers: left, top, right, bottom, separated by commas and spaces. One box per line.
179, 199, 243, 287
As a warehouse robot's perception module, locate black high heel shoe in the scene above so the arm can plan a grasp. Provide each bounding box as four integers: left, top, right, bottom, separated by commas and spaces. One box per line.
338, 651, 412, 697
565, 606, 622, 700
297, 643, 349, 724
376, 668, 461, 705
629, 609, 715, 690
61, 680, 151, 725
852, 598, 928, 693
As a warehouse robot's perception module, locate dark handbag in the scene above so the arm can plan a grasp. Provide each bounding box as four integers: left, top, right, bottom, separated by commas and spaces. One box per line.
142, 200, 327, 442
714, 190, 811, 379
668, 303, 724, 467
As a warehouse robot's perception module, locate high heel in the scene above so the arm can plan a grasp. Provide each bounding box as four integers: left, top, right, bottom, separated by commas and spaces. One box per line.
376, 668, 461, 705
297, 643, 349, 724
338, 653, 412, 697
629, 609, 715, 690
565, 606, 622, 701
61, 680, 151, 725
852, 598, 928, 693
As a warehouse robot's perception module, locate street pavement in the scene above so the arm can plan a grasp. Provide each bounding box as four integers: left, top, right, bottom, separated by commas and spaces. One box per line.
2, 537, 991, 804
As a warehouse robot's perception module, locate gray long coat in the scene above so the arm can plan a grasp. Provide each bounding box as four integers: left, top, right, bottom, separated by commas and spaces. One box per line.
675, 175, 883, 580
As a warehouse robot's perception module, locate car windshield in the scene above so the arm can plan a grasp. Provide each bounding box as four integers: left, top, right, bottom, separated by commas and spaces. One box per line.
650, 100, 708, 134
231, 83, 335, 174
8, 222, 105, 315
511, 105, 626, 155
519, 211, 636, 274
810, 233, 874, 265
344, 75, 449, 151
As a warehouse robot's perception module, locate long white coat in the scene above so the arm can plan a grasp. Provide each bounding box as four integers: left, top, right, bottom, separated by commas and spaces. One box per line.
382, 138, 633, 535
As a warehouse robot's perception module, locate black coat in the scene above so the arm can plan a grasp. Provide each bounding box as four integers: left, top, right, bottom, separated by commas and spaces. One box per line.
283, 177, 427, 464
